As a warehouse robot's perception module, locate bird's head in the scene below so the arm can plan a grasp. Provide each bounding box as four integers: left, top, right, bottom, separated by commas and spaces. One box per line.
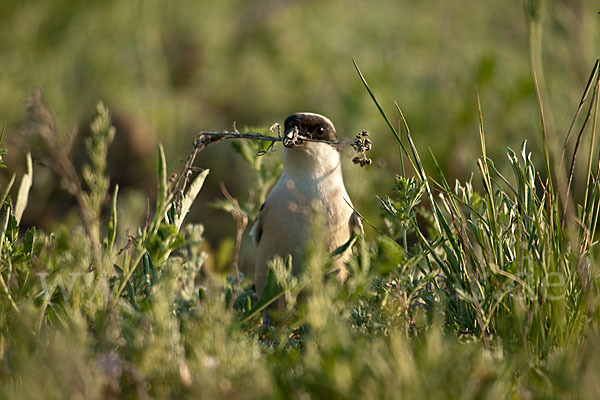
283, 113, 338, 148
282, 113, 342, 178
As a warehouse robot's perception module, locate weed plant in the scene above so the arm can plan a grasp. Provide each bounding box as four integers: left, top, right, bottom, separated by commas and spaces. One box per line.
2, 60, 600, 400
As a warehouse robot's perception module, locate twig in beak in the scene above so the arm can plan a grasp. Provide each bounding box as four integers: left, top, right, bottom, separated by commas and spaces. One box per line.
193, 125, 372, 166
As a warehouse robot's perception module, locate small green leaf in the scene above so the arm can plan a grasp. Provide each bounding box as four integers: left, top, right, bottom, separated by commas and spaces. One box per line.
143, 252, 153, 274
127, 279, 137, 307
113, 264, 123, 276
22, 227, 35, 256
5, 212, 18, 244
245, 295, 251, 312
0, 205, 11, 253
225, 288, 232, 306
107, 185, 119, 251
156, 143, 168, 215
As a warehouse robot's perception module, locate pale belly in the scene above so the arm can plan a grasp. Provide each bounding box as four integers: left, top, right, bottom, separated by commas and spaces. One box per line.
254, 173, 354, 292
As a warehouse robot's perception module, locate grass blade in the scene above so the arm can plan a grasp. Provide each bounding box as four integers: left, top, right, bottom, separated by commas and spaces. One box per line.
14, 153, 33, 225
107, 184, 119, 251
0, 173, 16, 208
176, 169, 210, 231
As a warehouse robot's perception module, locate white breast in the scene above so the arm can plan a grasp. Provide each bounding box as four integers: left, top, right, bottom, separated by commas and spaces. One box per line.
279, 142, 354, 232
253, 142, 355, 291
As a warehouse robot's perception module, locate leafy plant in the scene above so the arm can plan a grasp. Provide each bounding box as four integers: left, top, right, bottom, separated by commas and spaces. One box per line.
2, 53, 600, 399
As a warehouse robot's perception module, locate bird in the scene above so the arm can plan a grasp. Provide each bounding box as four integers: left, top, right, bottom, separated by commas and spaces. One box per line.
250, 112, 363, 296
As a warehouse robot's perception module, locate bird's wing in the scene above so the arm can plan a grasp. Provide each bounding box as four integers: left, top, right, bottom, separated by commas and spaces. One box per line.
250, 202, 266, 246
349, 211, 364, 236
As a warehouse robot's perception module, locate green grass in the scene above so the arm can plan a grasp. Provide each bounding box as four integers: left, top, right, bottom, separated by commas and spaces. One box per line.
1, 0, 598, 265
1, 2, 600, 398
1, 53, 600, 399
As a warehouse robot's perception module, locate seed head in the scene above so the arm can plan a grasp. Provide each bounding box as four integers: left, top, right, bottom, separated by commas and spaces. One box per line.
350, 130, 373, 167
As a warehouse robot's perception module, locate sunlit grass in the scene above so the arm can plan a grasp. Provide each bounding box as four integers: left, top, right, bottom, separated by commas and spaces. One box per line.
1, 52, 600, 398
1, 2, 600, 396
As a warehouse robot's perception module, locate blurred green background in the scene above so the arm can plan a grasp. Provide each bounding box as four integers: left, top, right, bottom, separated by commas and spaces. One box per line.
0, 0, 598, 274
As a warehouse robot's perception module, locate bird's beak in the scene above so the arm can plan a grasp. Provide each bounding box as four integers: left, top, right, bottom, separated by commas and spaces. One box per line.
283, 126, 300, 148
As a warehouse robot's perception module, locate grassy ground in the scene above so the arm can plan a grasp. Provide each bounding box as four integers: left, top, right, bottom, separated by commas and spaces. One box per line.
1, 1, 600, 399
2, 57, 600, 398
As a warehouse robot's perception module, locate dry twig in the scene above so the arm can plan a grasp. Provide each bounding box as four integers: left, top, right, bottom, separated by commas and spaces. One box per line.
191, 128, 373, 166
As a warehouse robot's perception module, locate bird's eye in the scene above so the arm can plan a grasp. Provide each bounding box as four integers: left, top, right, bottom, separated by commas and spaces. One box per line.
316, 126, 325, 136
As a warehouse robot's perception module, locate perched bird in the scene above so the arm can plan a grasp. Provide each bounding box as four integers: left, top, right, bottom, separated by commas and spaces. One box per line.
250, 112, 363, 295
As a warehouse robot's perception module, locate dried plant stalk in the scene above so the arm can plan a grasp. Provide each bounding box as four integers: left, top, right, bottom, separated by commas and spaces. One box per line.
192, 129, 372, 165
